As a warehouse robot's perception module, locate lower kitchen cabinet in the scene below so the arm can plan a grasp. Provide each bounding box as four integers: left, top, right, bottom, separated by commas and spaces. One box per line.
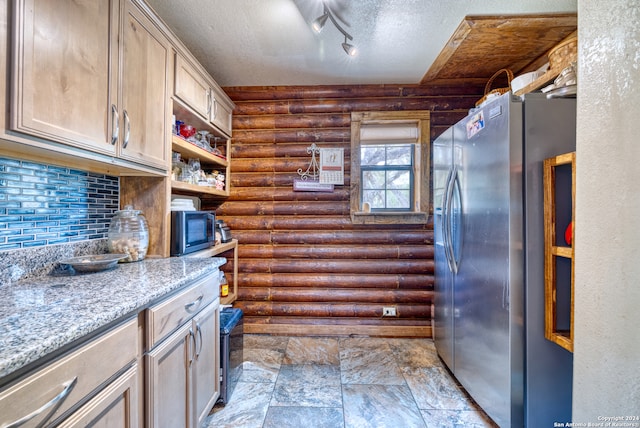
192, 302, 220, 427
145, 270, 220, 428
146, 322, 192, 427
0, 317, 139, 427
58, 364, 140, 428
146, 301, 220, 428
0, 269, 221, 428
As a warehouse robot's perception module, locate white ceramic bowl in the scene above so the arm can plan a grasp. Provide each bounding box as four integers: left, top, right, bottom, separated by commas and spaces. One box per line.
511, 71, 544, 93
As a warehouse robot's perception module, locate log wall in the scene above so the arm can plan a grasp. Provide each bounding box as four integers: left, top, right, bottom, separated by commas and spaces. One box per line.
207, 84, 483, 337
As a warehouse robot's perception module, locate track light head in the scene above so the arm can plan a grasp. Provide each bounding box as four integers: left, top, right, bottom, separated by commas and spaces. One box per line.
311, 11, 329, 33
342, 37, 357, 57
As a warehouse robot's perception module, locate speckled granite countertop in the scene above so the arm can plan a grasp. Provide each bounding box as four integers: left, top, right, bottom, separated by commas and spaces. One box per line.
0, 257, 226, 383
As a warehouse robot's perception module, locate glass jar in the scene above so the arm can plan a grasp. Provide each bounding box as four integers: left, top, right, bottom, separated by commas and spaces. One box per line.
171, 151, 185, 181
107, 205, 149, 262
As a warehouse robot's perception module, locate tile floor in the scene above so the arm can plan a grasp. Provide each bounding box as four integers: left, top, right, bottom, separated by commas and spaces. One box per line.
204, 335, 497, 428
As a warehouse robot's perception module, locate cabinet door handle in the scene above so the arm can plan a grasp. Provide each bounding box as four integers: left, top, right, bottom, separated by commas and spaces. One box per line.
188, 328, 196, 366
5, 377, 77, 428
184, 295, 203, 312
122, 110, 131, 149
212, 97, 218, 121
206, 89, 212, 117
195, 322, 203, 359
111, 105, 119, 145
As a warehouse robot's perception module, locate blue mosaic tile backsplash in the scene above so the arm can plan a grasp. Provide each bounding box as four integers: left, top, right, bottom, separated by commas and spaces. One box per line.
0, 157, 119, 251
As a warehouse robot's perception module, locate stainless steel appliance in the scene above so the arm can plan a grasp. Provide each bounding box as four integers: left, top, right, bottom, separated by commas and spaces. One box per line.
216, 219, 233, 243
170, 210, 216, 256
433, 92, 574, 427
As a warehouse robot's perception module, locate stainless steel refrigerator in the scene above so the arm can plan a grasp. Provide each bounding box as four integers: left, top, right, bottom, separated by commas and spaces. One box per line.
433, 92, 574, 427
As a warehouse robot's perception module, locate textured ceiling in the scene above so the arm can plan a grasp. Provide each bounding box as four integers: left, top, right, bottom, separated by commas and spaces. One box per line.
145, 0, 577, 87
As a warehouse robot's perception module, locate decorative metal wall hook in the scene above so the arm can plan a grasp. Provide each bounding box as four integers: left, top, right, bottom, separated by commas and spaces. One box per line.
297, 143, 321, 180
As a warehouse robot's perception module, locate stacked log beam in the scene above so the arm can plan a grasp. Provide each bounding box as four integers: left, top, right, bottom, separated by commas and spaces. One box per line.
209, 83, 482, 337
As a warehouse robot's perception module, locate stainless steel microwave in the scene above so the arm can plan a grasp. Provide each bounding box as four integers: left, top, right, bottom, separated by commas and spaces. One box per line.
170, 211, 216, 256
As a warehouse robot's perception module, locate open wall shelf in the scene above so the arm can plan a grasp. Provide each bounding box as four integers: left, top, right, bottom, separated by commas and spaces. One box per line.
543, 151, 575, 352
184, 239, 239, 305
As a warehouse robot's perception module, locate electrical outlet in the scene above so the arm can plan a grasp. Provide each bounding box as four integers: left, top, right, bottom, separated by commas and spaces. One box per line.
382, 307, 397, 317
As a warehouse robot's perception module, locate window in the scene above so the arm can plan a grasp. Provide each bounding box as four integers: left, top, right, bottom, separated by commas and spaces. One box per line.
350, 111, 430, 224
361, 143, 414, 210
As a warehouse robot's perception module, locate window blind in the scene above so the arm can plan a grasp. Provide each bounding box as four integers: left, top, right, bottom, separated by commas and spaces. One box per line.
359, 123, 419, 143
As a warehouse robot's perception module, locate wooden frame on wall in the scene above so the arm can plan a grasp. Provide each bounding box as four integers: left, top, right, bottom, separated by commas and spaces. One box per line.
350, 110, 430, 225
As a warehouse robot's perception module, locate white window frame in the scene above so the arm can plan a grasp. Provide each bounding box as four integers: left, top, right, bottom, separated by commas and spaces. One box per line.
350, 111, 430, 225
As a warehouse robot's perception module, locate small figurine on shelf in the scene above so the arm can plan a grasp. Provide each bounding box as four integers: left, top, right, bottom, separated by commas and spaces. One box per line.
207, 170, 225, 190
216, 174, 225, 190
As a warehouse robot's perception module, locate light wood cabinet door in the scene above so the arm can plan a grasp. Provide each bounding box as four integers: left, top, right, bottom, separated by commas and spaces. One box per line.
174, 54, 210, 119
210, 85, 233, 137
146, 322, 192, 428
58, 365, 140, 428
119, 0, 170, 170
11, 0, 119, 154
192, 302, 220, 427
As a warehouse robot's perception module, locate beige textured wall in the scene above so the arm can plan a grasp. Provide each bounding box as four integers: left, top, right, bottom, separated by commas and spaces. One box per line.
574, 0, 640, 421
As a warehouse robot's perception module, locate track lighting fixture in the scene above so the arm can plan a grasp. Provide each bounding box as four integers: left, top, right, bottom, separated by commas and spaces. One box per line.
342, 35, 357, 56
311, 2, 357, 57
311, 10, 329, 33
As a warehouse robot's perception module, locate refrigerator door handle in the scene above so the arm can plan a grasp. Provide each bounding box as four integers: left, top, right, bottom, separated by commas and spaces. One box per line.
443, 166, 457, 274
450, 169, 463, 272
441, 168, 452, 272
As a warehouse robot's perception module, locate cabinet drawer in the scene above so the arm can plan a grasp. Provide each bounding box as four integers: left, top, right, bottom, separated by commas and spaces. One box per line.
0, 318, 138, 427
147, 272, 218, 348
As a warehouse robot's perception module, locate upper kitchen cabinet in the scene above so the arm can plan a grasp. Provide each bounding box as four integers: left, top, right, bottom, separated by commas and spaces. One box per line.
170, 50, 234, 201
118, 0, 171, 170
174, 53, 234, 138
210, 84, 233, 138
10, 0, 118, 156
174, 54, 210, 120
7, 0, 170, 174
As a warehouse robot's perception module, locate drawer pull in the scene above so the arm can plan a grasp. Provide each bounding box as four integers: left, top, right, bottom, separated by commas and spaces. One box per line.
184, 295, 203, 312
5, 377, 77, 428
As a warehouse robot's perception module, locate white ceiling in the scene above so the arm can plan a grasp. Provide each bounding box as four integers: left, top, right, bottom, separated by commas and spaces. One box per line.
145, 0, 577, 87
